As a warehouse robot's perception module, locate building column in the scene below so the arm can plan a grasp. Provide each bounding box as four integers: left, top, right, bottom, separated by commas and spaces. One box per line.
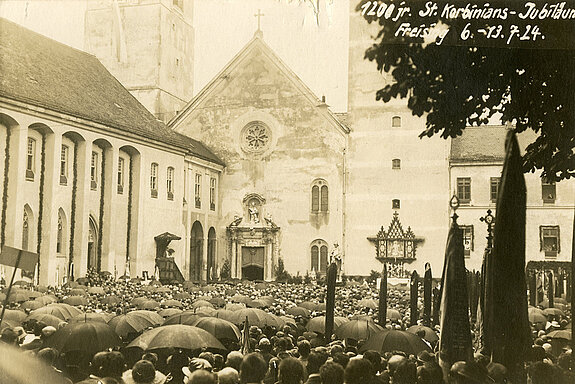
265, 235, 273, 281
4, 123, 28, 248
127, 152, 143, 277
100, 146, 118, 273
237, 241, 242, 279
230, 232, 237, 278
38, 132, 60, 285
71, 140, 92, 280
202, 221, 208, 282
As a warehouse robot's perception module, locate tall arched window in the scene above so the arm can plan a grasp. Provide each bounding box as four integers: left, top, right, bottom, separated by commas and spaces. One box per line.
310, 239, 329, 273
392, 116, 402, 127
56, 209, 66, 255
150, 162, 158, 198
22, 209, 30, 251
311, 179, 328, 213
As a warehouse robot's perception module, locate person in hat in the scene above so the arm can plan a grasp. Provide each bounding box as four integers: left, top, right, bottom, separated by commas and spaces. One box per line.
448, 361, 494, 384
182, 358, 213, 382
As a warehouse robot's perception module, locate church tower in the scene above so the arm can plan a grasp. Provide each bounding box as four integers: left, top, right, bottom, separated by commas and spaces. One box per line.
85, 0, 194, 122
345, 2, 450, 276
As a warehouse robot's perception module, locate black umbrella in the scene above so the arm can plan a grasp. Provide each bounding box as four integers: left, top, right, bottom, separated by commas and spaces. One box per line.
46, 322, 121, 357
360, 330, 432, 356
127, 325, 225, 351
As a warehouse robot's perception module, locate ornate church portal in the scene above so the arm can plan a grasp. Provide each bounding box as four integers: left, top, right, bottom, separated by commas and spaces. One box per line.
227, 194, 279, 281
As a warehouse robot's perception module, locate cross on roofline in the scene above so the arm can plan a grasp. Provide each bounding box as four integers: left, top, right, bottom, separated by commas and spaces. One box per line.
254, 9, 264, 31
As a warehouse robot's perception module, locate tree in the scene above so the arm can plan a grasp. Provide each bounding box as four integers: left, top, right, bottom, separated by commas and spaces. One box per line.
220, 258, 231, 280
358, 1, 574, 181
275, 257, 291, 282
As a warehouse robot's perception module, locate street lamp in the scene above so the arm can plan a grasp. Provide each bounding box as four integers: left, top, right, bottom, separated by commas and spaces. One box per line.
480, 209, 495, 249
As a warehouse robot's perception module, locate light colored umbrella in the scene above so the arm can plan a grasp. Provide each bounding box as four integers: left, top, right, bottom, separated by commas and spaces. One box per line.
3, 309, 27, 323
63, 296, 89, 306
127, 325, 225, 351
161, 299, 183, 308
35, 295, 57, 305
163, 311, 203, 326
191, 317, 241, 342
87, 286, 105, 295
25, 313, 63, 328
108, 310, 164, 338
225, 303, 246, 311
306, 316, 348, 334
31, 303, 82, 321
286, 307, 311, 317
192, 300, 214, 309
334, 319, 385, 341
0, 343, 70, 384
159, 308, 183, 318
70, 312, 110, 323
358, 299, 378, 309
21, 300, 44, 310
360, 330, 432, 355
406, 325, 439, 343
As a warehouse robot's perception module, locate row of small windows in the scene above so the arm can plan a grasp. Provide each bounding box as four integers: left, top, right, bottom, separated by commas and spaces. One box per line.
456, 177, 557, 204
190, 171, 216, 211
461, 224, 561, 258
150, 163, 175, 200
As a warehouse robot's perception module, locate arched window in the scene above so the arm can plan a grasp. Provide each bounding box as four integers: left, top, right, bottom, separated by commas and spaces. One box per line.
150, 163, 158, 198
392, 159, 401, 169
392, 116, 402, 127
167, 167, 175, 200
56, 208, 66, 255
311, 179, 328, 213
22, 209, 30, 251
311, 239, 329, 273
26, 138, 36, 180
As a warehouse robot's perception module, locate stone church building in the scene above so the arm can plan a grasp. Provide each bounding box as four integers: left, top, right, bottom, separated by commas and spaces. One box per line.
0, 0, 573, 285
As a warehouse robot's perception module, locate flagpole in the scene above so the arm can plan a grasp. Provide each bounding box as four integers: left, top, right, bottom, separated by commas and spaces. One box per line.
0, 249, 22, 328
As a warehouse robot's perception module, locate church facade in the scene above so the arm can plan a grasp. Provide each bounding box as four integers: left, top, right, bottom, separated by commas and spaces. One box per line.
1, 0, 573, 285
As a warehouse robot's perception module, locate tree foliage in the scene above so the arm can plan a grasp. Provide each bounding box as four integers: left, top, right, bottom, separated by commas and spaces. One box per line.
357, 1, 574, 181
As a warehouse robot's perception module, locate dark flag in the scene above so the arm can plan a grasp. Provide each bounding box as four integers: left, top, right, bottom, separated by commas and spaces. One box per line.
432, 287, 441, 326
476, 248, 491, 355
410, 270, 419, 326
439, 218, 473, 378
556, 269, 564, 297
548, 271, 554, 308
325, 262, 337, 341
241, 316, 251, 355
423, 263, 432, 327
378, 263, 387, 326
484, 131, 531, 383
528, 271, 537, 307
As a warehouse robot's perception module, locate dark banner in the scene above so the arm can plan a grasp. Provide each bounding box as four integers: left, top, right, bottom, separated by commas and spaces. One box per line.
357, 0, 575, 49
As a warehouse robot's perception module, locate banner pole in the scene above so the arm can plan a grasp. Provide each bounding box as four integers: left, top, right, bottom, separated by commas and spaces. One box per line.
0, 250, 22, 328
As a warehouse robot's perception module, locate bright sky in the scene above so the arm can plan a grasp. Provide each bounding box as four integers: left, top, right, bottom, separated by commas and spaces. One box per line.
0, 0, 350, 112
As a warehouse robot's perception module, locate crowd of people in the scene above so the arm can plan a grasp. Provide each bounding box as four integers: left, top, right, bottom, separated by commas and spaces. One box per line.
0, 270, 573, 384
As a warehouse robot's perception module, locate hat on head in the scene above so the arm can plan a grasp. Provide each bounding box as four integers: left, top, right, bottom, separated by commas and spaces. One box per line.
41, 326, 57, 337
123, 360, 166, 384
182, 358, 212, 377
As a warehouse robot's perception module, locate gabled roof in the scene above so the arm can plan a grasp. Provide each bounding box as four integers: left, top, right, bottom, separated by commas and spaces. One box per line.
0, 18, 223, 166
450, 125, 536, 164
450, 126, 508, 163
168, 32, 349, 135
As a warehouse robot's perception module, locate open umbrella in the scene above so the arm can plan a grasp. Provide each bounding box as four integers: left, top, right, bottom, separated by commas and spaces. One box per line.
209, 297, 226, 307
87, 287, 105, 295
172, 292, 191, 300
154, 286, 171, 293
259, 296, 275, 305
387, 309, 402, 321
8, 291, 30, 303
100, 295, 121, 306
360, 330, 432, 355
543, 308, 564, 318
149, 280, 163, 287
547, 329, 571, 340
31, 303, 82, 321
225, 303, 246, 311
0, 343, 70, 384
131, 297, 148, 306
68, 288, 87, 296
298, 301, 320, 311
191, 317, 241, 342
0, 319, 18, 330
306, 316, 348, 334
35, 295, 57, 305
63, 296, 88, 306
25, 313, 63, 328
192, 300, 214, 309
163, 312, 203, 326
26, 291, 42, 299
233, 308, 280, 328
286, 307, 311, 317
46, 322, 121, 357
21, 300, 43, 311
127, 325, 225, 351
138, 300, 160, 310
159, 308, 183, 318
195, 307, 217, 317
75, 277, 89, 285
161, 299, 183, 308
231, 295, 251, 304
215, 309, 237, 323
3, 309, 27, 323
528, 307, 547, 325
407, 325, 439, 343
248, 299, 269, 309
334, 320, 385, 341
108, 310, 164, 338
70, 313, 109, 323
358, 299, 378, 309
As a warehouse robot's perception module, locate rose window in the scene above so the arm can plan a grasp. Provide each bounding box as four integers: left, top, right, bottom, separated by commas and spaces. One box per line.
241, 121, 271, 153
